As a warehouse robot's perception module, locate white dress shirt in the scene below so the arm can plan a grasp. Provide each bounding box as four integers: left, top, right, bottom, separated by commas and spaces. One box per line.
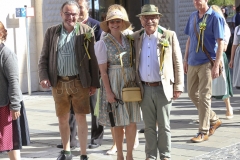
139, 29, 161, 82
223, 23, 231, 45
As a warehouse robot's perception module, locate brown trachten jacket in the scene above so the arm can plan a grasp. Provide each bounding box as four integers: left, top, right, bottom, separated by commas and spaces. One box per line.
38, 23, 100, 88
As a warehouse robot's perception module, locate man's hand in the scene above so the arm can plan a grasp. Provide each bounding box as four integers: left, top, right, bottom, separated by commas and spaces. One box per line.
211, 65, 220, 79
89, 86, 96, 96
11, 110, 20, 120
40, 80, 51, 88
173, 91, 182, 100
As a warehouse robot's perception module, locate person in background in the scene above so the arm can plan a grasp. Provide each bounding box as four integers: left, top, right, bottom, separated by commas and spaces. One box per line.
38, 1, 100, 160
95, 4, 141, 160
211, 5, 233, 119
235, 5, 240, 27
184, 0, 224, 143
77, 0, 102, 41
229, 24, 240, 89
0, 21, 30, 160
56, 0, 103, 150
76, 0, 103, 149
221, 7, 227, 19
133, 4, 184, 160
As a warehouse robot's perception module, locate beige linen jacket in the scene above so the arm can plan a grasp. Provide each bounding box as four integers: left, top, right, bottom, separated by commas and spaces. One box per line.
132, 27, 184, 101
38, 22, 100, 88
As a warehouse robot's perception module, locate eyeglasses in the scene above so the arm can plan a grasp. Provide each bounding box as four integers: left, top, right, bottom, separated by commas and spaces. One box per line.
142, 15, 159, 21
108, 19, 122, 24
63, 12, 79, 18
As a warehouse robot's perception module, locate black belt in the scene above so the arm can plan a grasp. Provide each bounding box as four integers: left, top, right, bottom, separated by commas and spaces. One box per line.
142, 81, 162, 87
58, 75, 79, 81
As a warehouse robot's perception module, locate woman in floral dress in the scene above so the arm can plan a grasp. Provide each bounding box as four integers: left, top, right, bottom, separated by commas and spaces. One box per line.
94, 4, 141, 160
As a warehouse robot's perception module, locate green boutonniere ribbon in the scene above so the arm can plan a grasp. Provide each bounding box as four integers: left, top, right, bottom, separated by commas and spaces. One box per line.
126, 34, 134, 67
159, 32, 170, 72
83, 29, 93, 60
196, 14, 208, 52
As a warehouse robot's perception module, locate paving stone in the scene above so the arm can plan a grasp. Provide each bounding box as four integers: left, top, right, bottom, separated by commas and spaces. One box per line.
1, 88, 240, 160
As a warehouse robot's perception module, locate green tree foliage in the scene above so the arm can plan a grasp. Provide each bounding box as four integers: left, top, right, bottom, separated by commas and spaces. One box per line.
208, 0, 235, 6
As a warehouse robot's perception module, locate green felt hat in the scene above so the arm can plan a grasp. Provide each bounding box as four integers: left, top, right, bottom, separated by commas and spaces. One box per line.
136, 4, 163, 17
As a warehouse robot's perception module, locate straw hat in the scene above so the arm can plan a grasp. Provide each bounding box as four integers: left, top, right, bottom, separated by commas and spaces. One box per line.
136, 4, 163, 17
100, 9, 131, 32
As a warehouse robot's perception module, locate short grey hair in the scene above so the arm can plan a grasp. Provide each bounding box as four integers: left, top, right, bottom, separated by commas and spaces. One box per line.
60, 1, 80, 12
75, 0, 90, 9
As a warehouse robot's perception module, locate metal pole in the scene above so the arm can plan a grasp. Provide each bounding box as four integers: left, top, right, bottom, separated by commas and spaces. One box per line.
24, 5, 31, 95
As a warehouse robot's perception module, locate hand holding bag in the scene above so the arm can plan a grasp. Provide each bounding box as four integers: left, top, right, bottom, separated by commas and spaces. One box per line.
107, 98, 124, 127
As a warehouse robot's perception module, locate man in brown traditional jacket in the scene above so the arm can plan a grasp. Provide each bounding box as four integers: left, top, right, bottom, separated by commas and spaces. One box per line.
38, 1, 99, 160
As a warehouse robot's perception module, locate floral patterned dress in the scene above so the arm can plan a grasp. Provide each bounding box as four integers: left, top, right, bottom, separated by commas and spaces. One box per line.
96, 33, 141, 127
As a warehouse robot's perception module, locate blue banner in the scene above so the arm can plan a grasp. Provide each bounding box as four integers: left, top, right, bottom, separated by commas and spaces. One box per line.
16, 8, 26, 17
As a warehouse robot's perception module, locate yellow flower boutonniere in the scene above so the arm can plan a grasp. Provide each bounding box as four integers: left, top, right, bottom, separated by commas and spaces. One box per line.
126, 34, 134, 42
83, 29, 94, 60
196, 14, 208, 52
160, 38, 170, 47
126, 34, 134, 67
159, 31, 170, 72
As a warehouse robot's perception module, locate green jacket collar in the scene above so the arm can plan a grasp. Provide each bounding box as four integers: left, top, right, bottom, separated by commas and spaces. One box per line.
139, 26, 164, 36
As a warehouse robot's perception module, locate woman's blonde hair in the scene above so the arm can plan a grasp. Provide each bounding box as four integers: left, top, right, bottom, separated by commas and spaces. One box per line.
211, 5, 227, 24
107, 4, 134, 31
0, 21, 7, 42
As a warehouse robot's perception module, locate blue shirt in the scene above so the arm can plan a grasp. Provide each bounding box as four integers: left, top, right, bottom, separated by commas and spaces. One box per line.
184, 7, 225, 66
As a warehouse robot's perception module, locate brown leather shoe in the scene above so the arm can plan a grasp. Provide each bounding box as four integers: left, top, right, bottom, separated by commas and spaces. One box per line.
191, 132, 208, 143
209, 119, 222, 136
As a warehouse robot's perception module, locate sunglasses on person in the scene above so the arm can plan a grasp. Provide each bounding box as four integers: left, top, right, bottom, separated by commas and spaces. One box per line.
108, 19, 122, 24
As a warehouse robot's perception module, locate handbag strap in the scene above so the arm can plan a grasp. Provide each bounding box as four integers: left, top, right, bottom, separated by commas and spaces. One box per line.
194, 16, 215, 66
107, 35, 129, 87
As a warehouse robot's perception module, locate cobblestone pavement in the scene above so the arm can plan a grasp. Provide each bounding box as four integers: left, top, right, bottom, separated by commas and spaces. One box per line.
191, 142, 240, 160
0, 87, 240, 160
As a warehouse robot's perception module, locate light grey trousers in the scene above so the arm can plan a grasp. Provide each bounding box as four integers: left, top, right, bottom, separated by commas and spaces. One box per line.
140, 84, 172, 160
